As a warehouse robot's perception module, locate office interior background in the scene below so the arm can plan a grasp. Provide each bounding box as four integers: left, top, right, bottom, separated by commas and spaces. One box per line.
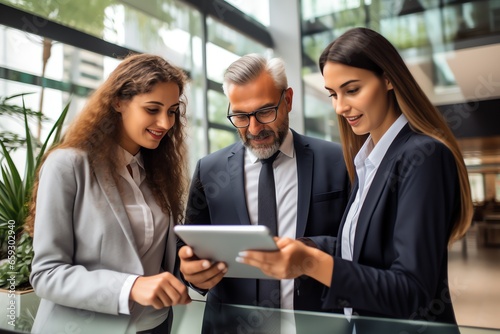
0, 0, 499, 330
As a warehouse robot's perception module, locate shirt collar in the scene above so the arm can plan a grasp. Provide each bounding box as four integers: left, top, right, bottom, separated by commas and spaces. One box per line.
118, 146, 144, 170
247, 129, 294, 163
355, 113, 408, 170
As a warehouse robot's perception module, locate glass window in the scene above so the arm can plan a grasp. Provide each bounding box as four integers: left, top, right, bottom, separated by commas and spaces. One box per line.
0, 25, 124, 136
303, 84, 340, 141
187, 123, 208, 172
0, 0, 113, 38
443, 0, 498, 41
0, 26, 65, 84
206, 16, 270, 82
106, 0, 198, 71
208, 90, 231, 127
209, 128, 237, 154
301, 0, 364, 21
300, 0, 500, 138
1, 0, 198, 71
224, 0, 270, 26
206, 43, 241, 83
302, 31, 336, 72
1, 81, 86, 174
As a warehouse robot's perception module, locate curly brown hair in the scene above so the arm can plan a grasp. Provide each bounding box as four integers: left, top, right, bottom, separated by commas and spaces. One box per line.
25, 53, 189, 235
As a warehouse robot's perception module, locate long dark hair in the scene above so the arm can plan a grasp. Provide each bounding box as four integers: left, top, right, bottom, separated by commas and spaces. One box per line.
319, 27, 472, 243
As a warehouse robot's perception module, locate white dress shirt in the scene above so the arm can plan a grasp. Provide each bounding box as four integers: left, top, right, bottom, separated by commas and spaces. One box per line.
341, 114, 408, 317
116, 147, 170, 331
244, 129, 298, 310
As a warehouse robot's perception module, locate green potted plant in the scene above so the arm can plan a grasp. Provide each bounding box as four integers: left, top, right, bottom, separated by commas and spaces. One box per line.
0, 94, 69, 330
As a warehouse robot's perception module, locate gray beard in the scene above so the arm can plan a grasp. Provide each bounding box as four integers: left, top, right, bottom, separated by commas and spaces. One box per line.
240, 125, 289, 160
237, 115, 289, 159
246, 141, 280, 160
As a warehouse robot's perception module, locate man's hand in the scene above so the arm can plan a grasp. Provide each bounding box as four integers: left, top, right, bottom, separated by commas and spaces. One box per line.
178, 245, 227, 290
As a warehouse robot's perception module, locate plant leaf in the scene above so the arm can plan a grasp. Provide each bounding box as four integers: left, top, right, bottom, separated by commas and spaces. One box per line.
22, 99, 35, 200
36, 100, 70, 170
0, 93, 69, 289
52, 101, 70, 145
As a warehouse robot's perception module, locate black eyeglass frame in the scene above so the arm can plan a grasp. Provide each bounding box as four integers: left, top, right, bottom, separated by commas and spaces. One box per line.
226, 89, 287, 128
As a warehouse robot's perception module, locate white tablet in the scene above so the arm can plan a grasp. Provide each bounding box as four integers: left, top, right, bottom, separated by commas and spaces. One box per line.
174, 225, 278, 280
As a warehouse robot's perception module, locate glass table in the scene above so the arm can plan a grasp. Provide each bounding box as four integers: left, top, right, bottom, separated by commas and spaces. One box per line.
3, 297, 498, 334
172, 298, 500, 334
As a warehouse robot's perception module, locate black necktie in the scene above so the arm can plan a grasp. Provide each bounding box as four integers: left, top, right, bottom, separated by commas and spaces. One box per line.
257, 150, 280, 309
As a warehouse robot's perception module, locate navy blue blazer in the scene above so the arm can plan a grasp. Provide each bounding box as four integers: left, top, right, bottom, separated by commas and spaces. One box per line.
184, 129, 349, 312
323, 124, 460, 324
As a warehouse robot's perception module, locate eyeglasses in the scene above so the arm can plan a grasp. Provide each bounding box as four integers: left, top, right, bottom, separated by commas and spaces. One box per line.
226, 90, 286, 128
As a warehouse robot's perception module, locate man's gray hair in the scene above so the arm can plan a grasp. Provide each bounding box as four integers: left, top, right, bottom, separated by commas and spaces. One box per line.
222, 53, 288, 96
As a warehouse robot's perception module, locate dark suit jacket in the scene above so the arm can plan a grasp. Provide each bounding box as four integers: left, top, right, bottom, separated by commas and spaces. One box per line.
323, 125, 460, 324
184, 129, 349, 312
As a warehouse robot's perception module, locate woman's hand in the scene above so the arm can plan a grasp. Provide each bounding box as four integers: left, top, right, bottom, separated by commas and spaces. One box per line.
130, 272, 191, 309
237, 237, 334, 286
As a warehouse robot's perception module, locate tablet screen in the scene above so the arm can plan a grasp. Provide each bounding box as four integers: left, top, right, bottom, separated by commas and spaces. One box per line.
174, 225, 278, 280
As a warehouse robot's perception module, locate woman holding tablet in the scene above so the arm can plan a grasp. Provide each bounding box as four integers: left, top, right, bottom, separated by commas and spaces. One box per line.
237, 27, 473, 324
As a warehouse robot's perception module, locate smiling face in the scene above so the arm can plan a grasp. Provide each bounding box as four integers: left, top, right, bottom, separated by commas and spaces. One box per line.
227, 71, 293, 159
323, 61, 398, 145
116, 81, 180, 155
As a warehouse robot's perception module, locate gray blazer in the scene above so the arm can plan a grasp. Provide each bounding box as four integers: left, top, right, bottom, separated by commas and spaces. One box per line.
30, 148, 177, 331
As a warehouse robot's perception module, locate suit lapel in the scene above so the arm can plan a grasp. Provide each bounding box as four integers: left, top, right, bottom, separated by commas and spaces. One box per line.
94, 166, 140, 255
228, 144, 251, 225
351, 167, 388, 262
293, 131, 313, 238
352, 125, 412, 262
